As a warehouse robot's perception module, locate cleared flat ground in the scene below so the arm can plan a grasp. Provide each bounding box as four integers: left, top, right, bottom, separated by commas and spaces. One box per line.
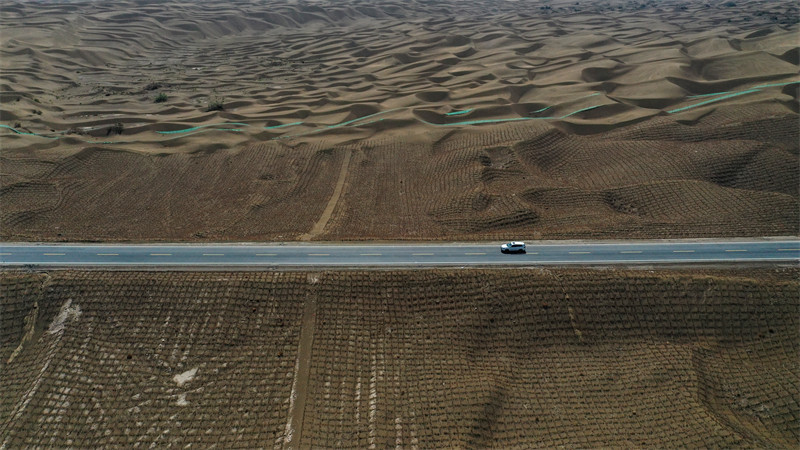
1, 0, 798, 241
1, 269, 798, 447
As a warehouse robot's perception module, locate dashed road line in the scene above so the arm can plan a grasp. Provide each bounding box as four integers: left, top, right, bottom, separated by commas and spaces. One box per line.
777, 248, 799, 251
308, 253, 330, 256
96, 253, 118, 256
0, 253, 11, 256
465, 252, 486, 255
360, 253, 382, 256
620, 251, 642, 254
256, 253, 277, 256
673, 250, 694, 253
412, 253, 434, 256
725, 249, 747, 252
203, 253, 224, 256
150, 253, 172, 256
569, 251, 591, 255
43, 253, 65, 256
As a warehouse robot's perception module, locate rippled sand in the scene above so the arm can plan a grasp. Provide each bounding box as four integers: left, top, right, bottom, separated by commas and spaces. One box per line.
1, 0, 797, 240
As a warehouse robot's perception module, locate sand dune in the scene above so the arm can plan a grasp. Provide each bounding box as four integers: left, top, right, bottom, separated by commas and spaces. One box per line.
2, 0, 797, 148
1, 0, 798, 240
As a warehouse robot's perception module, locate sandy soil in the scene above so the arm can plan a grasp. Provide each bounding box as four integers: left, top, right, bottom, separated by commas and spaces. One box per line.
1, 269, 798, 447
1, 0, 798, 241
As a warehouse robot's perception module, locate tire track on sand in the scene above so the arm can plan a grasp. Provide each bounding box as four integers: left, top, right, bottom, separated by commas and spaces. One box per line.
300, 148, 352, 241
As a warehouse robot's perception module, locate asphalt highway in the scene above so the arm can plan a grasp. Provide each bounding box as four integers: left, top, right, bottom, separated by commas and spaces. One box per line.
1, 240, 798, 268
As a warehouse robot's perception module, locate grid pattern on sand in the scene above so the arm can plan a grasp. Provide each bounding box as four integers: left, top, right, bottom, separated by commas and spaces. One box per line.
1, 269, 798, 447
0, 273, 48, 365
299, 269, 799, 448
1, 142, 343, 241
0, 272, 304, 448
322, 105, 798, 240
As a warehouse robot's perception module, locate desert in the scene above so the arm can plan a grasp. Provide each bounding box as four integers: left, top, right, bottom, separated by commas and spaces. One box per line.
1, 0, 799, 447
1, 0, 797, 241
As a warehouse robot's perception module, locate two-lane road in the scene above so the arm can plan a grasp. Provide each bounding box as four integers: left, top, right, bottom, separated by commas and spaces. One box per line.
1, 240, 798, 268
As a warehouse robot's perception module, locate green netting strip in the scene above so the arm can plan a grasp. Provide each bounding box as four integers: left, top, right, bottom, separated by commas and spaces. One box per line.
751, 80, 800, 89
667, 89, 760, 114
688, 92, 731, 98
445, 109, 473, 116
3, 81, 797, 143
264, 121, 303, 130
156, 122, 249, 134
0, 124, 58, 139
326, 108, 402, 129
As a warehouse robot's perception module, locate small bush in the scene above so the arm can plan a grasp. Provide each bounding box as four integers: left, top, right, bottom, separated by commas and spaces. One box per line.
154, 93, 168, 103
206, 96, 225, 112
107, 122, 124, 136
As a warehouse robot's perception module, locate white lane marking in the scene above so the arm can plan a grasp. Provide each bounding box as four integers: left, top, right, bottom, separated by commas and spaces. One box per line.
5, 257, 797, 267
725, 249, 747, 252
569, 251, 591, 254
527, 252, 539, 255
360, 253, 382, 256
412, 253, 434, 256
256, 253, 277, 256
308, 253, 330, 256
777, 248, 800, 251
673, 250, 694, 253
203, 253, 224, 256
464, 252, 486, 255
43, 253, 65, 256
0, 253, 11, 256
96, 253, 118, 256
150, 253, 172, 256
620, 251, 642, 254
512, 240, 800, 248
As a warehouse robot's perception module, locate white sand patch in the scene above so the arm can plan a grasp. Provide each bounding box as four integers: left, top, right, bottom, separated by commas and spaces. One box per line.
395, 416, 403, 448
48, 299, 81, 335
355, 376, 362, 425
409, 410, 419, 449
368, 353, 378, 449
173, 367, 198, 387
283, 357, 301, 446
